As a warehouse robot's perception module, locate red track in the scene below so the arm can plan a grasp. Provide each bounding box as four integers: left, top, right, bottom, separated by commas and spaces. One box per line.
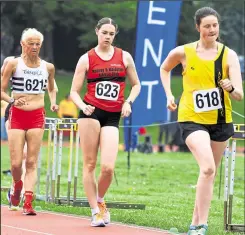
1, 206, 181, 235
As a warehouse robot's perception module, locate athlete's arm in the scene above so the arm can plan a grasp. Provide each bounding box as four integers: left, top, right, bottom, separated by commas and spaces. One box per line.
47, 63, 57, 107
225, 49, 243, 101
1, 60, 16, 103
160, 46, 184, 98
70, 54, 89, 111
1, 56, 14, 77
54, 80, 58, 92
123, 51, 141, 103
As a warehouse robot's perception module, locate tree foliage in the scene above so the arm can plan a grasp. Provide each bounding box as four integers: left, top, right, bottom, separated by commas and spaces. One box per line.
1, 1, 243, 66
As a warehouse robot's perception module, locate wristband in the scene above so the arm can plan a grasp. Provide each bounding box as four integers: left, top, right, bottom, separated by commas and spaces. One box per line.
125, 99, 132, 107
229, 86, 235, 93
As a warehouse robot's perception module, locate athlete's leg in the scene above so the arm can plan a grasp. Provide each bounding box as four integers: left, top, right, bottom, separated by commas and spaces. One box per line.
78, 118, 100, 209
78, 118, 104, 226
8, 128, 25, 207
97, 126, 119, 224
211, 140, 228, 174
185, 130, 215, 226
98, 126, 119, 198
23, 128, 44, 215
6, 119, 27, 201
24, 129, 44, 191
21, 143, 27, 195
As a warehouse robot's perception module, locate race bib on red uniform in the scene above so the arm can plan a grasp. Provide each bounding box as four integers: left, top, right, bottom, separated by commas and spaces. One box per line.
95, 81, 120, 101
193, 88, 222, 113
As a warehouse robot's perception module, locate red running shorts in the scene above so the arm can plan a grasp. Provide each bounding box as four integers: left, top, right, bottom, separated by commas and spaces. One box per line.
9, 106, 45, 130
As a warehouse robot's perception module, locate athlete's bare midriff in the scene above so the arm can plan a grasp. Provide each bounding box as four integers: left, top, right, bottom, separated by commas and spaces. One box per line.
12, 93, 45, 111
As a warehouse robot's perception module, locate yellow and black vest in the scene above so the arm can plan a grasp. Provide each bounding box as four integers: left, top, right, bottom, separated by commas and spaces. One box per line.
178, 42, 232, 124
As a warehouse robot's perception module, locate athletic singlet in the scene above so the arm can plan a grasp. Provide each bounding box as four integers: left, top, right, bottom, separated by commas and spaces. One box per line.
12, 57, 48, 94
178, 42, 232, 124
84, 47, 127, 112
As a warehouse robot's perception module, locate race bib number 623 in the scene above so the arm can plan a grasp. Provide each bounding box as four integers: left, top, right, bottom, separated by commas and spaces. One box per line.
193, 88, 222, 113
95, 81, 120, 101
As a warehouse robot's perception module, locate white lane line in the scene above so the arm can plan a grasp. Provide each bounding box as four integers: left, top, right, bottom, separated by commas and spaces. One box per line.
39, 211, 173, 234
2, 205, 181, 234
2, 224, 54, 235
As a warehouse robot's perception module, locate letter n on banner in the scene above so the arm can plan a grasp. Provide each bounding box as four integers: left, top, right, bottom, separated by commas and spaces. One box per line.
124, 1, 182, 151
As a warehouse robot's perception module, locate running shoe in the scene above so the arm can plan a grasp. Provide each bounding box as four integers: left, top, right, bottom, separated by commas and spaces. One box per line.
91, 213, 105, 227
187, 225, 198, 235
23, 201, 37, 215
10, 180, 23, 207
98, 201, 110, 224
197, 224, 208, 235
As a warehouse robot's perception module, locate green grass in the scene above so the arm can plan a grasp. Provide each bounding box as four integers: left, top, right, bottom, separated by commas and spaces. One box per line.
44, 74, 245, 144
1, 144, 244, 235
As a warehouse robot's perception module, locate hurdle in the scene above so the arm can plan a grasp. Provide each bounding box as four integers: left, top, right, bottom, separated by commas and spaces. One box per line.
224, 124, 245, 232
36, 117, 146, 210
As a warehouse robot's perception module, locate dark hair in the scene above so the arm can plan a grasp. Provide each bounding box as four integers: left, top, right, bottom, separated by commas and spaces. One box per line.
194, 7, 220, 26
95, 17, 119, 34
194, 7, 221, 41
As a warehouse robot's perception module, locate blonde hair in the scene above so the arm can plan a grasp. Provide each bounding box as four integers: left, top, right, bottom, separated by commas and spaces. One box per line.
21, 28, 44, 43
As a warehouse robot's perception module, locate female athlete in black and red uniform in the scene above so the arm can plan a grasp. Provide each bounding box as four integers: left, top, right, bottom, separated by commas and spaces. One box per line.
70, 17, 141, 227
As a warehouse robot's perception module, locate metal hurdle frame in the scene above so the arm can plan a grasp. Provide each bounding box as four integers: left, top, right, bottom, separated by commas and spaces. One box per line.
37, 117, 145, 210
224, 124, 245, 232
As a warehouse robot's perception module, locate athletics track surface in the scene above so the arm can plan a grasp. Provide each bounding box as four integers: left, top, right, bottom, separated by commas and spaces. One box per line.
1, 205, 185, 235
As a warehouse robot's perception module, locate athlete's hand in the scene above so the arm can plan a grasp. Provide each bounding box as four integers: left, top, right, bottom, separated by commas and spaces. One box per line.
14, 97, 27, 107
51, 104, 59, 112
166, 95, 177, 111
82, 105, 95, 116
219, 79, 233, 92
121, 102, 132, 118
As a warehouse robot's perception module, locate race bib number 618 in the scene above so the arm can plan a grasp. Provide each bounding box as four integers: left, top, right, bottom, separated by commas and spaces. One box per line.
193, 88, 222, 113
95, 81, 120, 101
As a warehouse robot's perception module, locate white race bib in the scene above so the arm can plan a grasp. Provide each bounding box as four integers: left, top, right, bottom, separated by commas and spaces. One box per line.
193, 88, 222, 113
23, 77, 46, 94
95, 81, 120, 101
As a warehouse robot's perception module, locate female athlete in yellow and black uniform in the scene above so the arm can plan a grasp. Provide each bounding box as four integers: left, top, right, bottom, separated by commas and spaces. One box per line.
160, 7, 243, 235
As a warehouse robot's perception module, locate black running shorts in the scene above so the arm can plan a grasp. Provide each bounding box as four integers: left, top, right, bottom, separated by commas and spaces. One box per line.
78, 101, 121, 128
179, 122, 234, 142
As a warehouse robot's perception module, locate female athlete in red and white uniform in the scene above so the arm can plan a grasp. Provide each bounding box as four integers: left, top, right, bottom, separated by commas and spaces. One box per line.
70, 17, 141, 227
1, 52, 58, 208
1, 28, 58, 215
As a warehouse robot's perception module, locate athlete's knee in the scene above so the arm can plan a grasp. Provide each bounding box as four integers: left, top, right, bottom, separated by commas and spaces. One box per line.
101, 165, 114, 177
200, 166, 215, 178
11, 161, 22, 171
25, 159, 37, 171
84, 160, 97, 173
